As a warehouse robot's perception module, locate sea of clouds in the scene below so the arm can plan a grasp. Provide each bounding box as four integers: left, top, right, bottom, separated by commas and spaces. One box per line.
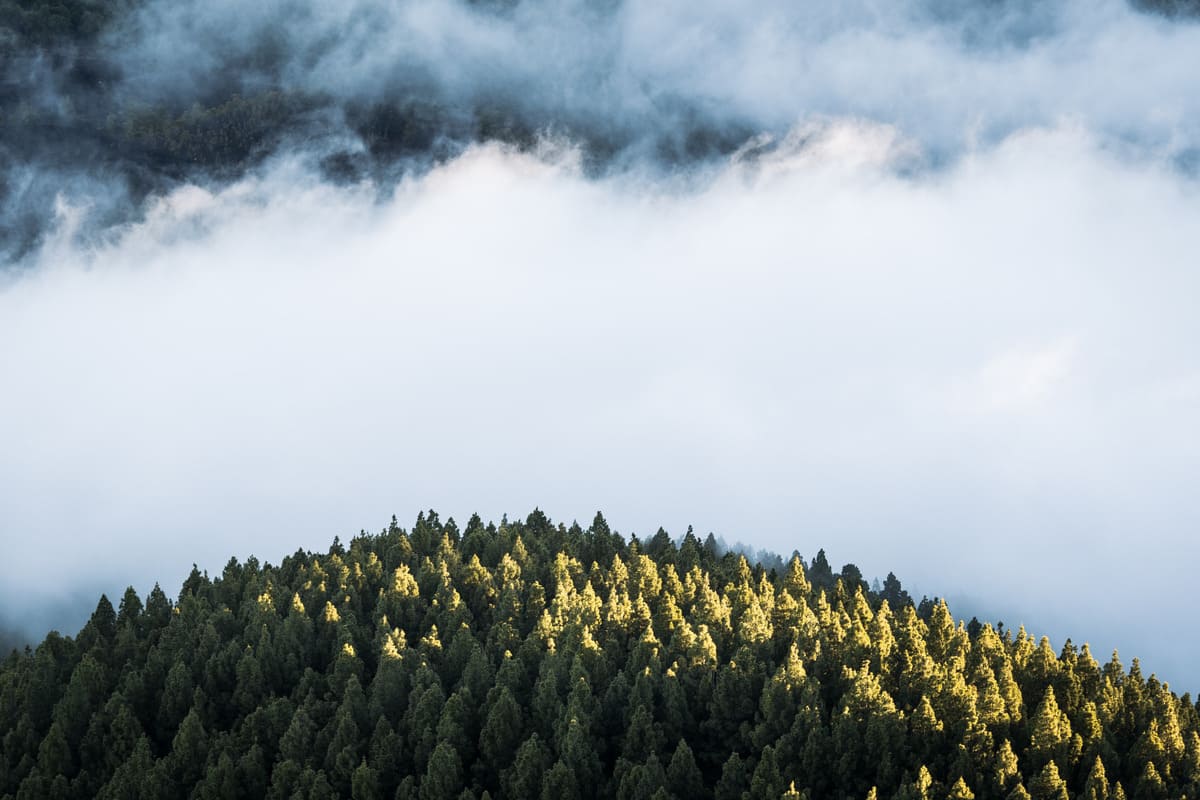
2, 0, 1198, 688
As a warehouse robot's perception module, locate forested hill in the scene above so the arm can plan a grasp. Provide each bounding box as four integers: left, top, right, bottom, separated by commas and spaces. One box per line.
1, 511, 1197, 800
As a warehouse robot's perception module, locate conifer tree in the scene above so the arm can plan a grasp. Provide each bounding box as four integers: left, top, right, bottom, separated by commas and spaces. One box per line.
1132, 761, 1166, 800
1029, 687, 1073, 771
479, 685, 521, 779
421, 742, 464, 800
1007, 785, 1033, 800
541, 761, 580, 800
1028, 761, 1070, 800
1083, 755, 1111, 800
948, 777, 976, 799
351, 758, 382, 800
714, 753, 750, 800
505, 734, 551, 800
666, 739, 705, 800
750, 745, 785, 799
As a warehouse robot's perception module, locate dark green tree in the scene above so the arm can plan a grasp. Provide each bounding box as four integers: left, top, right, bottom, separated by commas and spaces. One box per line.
421, 742, 464, 800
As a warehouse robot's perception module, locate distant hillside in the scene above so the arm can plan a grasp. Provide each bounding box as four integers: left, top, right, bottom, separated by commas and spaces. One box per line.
1, 510, 1197, 799
5, 0, 1200, 261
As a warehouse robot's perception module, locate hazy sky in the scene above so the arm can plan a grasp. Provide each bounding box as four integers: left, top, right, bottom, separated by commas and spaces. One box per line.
2, 0, 1199, 690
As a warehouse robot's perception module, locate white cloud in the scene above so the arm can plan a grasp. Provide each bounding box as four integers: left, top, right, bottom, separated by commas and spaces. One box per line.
950, 336, 1079, 414
3, 124, 1199, 685
107, 0, 1200, 160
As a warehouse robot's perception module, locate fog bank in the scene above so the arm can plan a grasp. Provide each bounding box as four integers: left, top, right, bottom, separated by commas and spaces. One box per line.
6, 0, 1200, 257
2, 125, 1198, 687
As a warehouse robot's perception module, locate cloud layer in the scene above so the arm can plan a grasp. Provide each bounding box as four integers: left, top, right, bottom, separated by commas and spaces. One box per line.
5, 0, 1200, 260
3, 122, 1199, 686
112, 0, 1200, 155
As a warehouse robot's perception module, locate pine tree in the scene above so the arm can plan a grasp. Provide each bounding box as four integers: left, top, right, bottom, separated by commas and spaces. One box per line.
781, 782, 806, 799
164, 707, 208, 793
897, 765, 934, 800
356, 721, 395, 794
350, 758, 382, 800
310, 769, 337, 800
666, 740, 704, 800
1082, 756, 1111, 800
1027, 762, 1069, 800
191, 751, 238, 800
715, 753, 750, 800
1133, 761, 1167, 800
1029, 687, 1073, 771
95, 735, 155, 800
560, 716, 603, 798
35, 721, 73, 781
1006, 785, 1033, 800
947, 777, 976, 800
541, 761, 581, 800
323, 703, 362, 793
233, 646, 267, 714
436, 691, 475, 766
750, 745, 786, 799
116, 586, 144, 630
615, 754, 666, 800
505, 735, 552, 800
992, 739, 1022, 795
421, 742, 464, 800
156, 660, 193, 745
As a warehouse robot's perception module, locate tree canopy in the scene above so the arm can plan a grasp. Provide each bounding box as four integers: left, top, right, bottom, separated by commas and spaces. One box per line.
1, 510, 1196, 799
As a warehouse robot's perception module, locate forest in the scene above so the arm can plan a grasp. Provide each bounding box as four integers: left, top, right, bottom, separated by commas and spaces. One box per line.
6, 0, 1200, 796
1, 510, 1196, 800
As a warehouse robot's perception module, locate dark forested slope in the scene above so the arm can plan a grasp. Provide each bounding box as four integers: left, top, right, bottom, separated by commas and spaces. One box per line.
5, 0, 1200, 261
1, 510, 1197, 800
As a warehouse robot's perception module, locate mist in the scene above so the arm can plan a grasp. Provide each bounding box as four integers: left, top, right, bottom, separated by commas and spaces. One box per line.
6, 0, 1200, 259
3, 114, 1199, 687
108, 0, 1200, 152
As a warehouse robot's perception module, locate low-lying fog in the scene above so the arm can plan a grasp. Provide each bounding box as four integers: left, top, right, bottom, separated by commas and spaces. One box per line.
3, 121, 1198, 688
